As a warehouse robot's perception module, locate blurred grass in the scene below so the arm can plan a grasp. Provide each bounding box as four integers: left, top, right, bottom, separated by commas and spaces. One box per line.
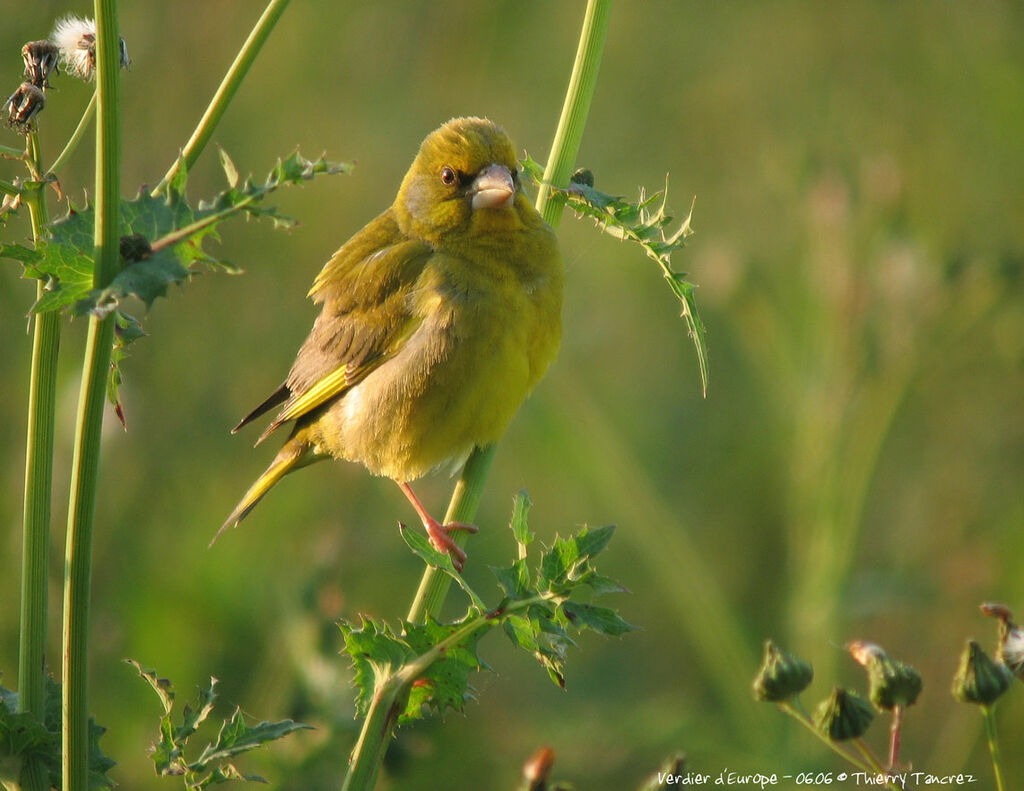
2, 2, 1023, 789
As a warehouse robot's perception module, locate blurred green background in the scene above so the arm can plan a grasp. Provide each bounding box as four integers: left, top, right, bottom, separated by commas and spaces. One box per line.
2, 1, 1023, 788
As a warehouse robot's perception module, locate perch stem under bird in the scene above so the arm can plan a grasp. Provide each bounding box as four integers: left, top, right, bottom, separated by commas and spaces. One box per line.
216, 117, 564, 572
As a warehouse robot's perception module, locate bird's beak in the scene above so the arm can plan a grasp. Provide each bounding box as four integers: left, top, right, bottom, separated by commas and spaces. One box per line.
470, 164, 515, 210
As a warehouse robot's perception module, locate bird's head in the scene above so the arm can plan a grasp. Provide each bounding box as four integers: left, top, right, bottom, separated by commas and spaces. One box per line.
395, 117, 526, 243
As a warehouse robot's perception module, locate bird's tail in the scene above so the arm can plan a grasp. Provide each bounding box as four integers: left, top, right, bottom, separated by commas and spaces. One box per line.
212, 437, 317, 546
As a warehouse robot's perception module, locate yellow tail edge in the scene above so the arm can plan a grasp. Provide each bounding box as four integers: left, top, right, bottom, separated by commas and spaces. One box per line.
211, 438, 314, 547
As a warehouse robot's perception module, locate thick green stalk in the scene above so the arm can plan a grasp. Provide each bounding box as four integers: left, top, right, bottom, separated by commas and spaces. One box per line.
981, 706, 1006, 791
152, 0, 291, 196
62, 2, 122, 789
18, 138, 60, 791
344, 4, 613, 789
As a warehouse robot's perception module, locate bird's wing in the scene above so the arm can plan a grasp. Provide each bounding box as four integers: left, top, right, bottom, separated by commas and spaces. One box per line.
243, 209, 434, 443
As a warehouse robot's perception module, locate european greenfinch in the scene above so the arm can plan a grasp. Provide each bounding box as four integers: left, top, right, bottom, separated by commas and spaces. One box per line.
218, 117, 563, 569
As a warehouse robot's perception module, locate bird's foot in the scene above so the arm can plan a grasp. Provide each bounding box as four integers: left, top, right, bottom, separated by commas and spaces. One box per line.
424, 519, 478, 572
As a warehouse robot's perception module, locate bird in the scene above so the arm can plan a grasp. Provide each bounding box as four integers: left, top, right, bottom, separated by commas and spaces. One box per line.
217, 117, 564, 570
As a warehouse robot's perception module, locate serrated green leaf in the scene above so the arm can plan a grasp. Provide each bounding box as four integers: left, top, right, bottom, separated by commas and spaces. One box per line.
539, 525, 616, 591
574, 568, 629, 595
131, 662, 305, 788
0, 676, 115, 790
522, 160, 707, 394
0, 699, 54, 780
492, 558, 532, 600
502, 614, 541, 653
83, 247, 191, 319
400, 618, 484, 721
338, 617, 415, 717
107, 311, 147, 427
562, 602, 637, 637
191, 708, 310, 771
18, 150, 349, 320
0, 240, 39, 266
510, 489, 534, 553
127, 659, 175, 716
177, 679, 218, 745
573, 524, 616, 563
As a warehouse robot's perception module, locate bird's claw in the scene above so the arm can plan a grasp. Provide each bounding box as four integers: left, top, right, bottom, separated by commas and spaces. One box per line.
425, 519, 478, 572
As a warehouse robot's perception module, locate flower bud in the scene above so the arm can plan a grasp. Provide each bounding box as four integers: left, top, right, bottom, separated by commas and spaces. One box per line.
952, 639, 1012, 705
752, 640, 813, 701
847, 640, 923, 710
813, 687, 875, 741
4, 82, 45, 134
22, 40, 60, 88
981, 602, 1024, 681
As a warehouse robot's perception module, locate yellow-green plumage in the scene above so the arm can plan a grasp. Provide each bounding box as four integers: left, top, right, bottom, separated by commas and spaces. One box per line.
219, 118, 563, 546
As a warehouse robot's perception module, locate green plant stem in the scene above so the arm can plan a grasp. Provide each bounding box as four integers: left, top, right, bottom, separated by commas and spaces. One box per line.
853, 738, 886, 775
981, 705, 1006, 791
18, 136, 59, 791
779, 700, 904, 789
343, 5, 612, 789
151, 0, 291, 197
535, 0, 611, 228
62, 2, 122, 789
1, 143, 25, 158
0, 177, 20, 195
47, 91, 98, 177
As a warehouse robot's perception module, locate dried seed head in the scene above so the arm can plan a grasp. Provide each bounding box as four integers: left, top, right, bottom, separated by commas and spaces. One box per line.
1, 187, 23, 217
952, 639, 1012, 706
22, 40, 60, 88
847, 640, 923, 710
52, 15, 130, 82
522, 747, 556, 789
4, 82, 46, 134
752, 640, 814, 702
981, 602, 1024, 681
813, 686, 875, 741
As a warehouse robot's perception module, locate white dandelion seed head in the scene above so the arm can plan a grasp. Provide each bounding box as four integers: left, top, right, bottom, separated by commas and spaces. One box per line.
50, 16, 129, 82
52, 14, 97, 81
1004, 624, 1024, 680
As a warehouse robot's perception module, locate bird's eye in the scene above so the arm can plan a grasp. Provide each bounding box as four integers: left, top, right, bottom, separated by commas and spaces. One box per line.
440, 166, 457, 186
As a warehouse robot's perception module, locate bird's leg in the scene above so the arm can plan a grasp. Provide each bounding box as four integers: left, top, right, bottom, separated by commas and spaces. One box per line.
397, 481, 478, 571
